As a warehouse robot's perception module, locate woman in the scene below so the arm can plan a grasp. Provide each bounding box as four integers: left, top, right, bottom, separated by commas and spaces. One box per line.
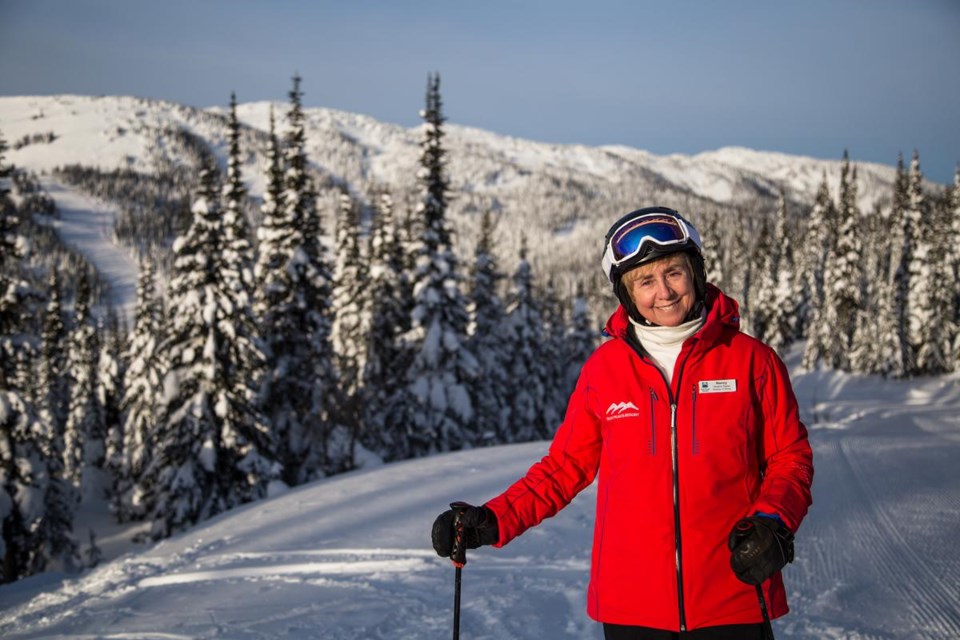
432, 207, 814, 639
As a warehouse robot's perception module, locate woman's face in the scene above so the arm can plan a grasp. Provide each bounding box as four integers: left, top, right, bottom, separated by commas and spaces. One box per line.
622, 253, 696, 327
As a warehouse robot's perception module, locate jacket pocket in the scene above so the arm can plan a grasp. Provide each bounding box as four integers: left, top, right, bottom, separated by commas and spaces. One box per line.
691, 384, 699, 456
649, 388, 658, 456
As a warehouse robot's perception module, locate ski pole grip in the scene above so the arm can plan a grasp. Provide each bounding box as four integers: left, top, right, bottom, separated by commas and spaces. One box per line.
449, 502, 469, 568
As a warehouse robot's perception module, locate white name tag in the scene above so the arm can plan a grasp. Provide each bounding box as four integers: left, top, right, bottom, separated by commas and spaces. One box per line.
698, 379, 737, 394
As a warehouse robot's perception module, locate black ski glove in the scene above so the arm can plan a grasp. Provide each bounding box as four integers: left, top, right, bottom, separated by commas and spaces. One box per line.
728, 515, 795, 586
431, 502, 499, 558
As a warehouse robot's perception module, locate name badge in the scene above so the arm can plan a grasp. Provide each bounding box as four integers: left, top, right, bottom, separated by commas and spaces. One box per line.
699, 379, 737, 394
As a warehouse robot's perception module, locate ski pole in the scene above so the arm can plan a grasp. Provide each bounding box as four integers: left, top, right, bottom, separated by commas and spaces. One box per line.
755, 584, 775, 640
450, 503, 468, 640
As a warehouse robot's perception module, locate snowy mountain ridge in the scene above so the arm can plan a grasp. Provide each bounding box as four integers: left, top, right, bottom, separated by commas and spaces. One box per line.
1, 94, 913, 252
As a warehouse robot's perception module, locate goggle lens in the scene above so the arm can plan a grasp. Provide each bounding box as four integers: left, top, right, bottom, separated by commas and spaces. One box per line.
609, 216, 688, 265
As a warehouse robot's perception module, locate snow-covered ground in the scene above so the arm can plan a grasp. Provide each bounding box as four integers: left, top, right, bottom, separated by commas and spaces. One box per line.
34, 179, 140, 324
1, 350, 958, 639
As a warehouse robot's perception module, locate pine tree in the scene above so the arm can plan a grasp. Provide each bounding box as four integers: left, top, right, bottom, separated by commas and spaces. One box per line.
726, 210, 753, 327
541, 276, 567, 433
754, 192, 797, 357
253, 105, 291, 324
253, 105, 305, 484
331, 190, 371, 455
879, 153, 912, 377
255, 76, 341, 482
743, 213, 771, 337
1, 133, 26, 389
282, 75, 342, 478
222, 92, 257, 310
904, 151, 949, 374
802, 174, 837, 369
402, 73, 477, 455
98, 309, 125, 508
147, 164, 277, 539
38, 271, 69, 440
565, 279, 598, 391
466, 209, 510, 444
820, 153, 863, 370
362, 191, 414, 460
503, 236, 551, 442
117, 255, 164, 521
0, 387, 79, 582
699, 214, 726, 290
63, 272, 106, 501
925, 183, 958, 372
0, 141, 78, 580
849, 205, 882, 373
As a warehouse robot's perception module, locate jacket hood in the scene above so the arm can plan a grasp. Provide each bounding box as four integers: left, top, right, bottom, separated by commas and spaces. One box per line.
604, 283, 740, 346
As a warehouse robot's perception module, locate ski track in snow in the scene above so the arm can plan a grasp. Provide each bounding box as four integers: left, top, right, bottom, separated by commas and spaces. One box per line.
37, 179, 139, 322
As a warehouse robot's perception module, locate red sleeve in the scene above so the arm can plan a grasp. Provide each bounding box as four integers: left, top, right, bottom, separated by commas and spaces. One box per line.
484, 365, 603, 546
751, 350, 815, 532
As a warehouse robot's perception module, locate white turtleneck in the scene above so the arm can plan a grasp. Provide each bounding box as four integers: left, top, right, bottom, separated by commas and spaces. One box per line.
630, 313, 705, 384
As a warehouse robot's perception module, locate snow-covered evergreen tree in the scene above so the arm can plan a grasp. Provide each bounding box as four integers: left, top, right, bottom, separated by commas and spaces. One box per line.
802, 174, 837, 370
820, 153, 863, 371
98, 309, 124, 507
503, 236, 551, 442
331, 190, 371, 454
221, 92, 263, 395
117, 255, 164, 521
253, 105, 304, 484
876, 153, 912, 378
466, 209, 510, 444
754, 192, 797, 357
402, 73, 477, 455
743, 213, 771, 337
924, 182, 958, 372
725, 210, 754, 329
63, 272, 105, 500
0, 386, 79, 582
147, 164, 278, 539
0, 134, 27, 390
282, 75, 342, 478
255, 77, 341, 482
564, 280, 598, 398
540, 277, 567, 433
222, 92, 257, 312
253, 106, 290, 324
904, 151, 950, 374
38, 270, 68, 440
362, 191, 414, 460
699, 214, 726, 290
848, 205, 880, 373
0, 145, 78, 581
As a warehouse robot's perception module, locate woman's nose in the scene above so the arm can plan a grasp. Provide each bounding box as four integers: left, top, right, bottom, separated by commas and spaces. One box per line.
656, 278, 674, 297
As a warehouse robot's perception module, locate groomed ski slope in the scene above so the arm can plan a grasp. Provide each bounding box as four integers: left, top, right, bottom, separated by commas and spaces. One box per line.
1, 350, 959, 639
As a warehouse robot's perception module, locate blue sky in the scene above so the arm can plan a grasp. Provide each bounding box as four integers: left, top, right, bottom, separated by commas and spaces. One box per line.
2, 0, 958, 183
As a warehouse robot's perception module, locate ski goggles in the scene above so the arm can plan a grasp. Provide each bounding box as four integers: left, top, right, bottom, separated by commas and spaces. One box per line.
604, 212, 694, 269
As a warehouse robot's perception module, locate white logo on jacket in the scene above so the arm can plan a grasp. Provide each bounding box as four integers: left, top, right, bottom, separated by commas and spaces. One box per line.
606, 401, 640, 419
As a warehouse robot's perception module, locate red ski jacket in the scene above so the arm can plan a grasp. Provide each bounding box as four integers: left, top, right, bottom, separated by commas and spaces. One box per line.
485, 285, 813, 632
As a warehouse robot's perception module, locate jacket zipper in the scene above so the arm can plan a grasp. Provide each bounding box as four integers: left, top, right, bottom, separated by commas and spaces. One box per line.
670, 401, 686, 632
626, 334, 694, 632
